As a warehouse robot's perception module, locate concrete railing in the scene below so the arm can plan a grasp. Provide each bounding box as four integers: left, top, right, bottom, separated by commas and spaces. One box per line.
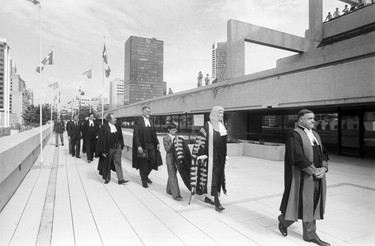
0, 125, 52, 212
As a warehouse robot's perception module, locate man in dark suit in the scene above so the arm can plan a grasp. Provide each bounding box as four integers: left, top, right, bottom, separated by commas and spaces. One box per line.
82, 113, 99, 163
68, 114, 82, 158
132, 106, 163, 188
66, 119, 73, 154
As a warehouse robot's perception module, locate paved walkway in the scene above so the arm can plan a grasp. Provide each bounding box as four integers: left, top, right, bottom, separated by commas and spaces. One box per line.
0, 136, 374, 246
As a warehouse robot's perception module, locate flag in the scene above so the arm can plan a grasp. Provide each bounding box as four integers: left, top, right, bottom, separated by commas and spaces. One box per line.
82, 68, 92, 79
102, 44, 111, 77
36, 51, 53, 73
27, 0, 41, 7
48, 81, 58, 89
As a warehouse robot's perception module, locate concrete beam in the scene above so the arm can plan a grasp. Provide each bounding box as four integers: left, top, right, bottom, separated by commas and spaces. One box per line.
227, 19, 308, 79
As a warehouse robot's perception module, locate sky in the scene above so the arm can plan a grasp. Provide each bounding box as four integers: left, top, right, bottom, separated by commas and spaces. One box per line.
0, 0, 345, 106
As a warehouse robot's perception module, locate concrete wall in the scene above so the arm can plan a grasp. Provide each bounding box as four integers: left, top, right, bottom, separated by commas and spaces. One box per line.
0, 125, 51, 212
121, 131, 284, 164
323, 5, 375, 39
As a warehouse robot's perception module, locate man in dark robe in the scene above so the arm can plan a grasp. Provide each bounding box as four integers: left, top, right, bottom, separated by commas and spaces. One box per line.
132, 106, 162, 188
68, 115, 82, 158
96, 113, 128, 185
278, 109, 330, 246
82, 113, 99, 163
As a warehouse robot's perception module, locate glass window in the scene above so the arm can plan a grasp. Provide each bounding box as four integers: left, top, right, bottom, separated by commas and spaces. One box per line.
364, 112, 375, 158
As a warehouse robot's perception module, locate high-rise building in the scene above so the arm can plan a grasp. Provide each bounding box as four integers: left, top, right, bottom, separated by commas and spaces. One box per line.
10, 63, 29, 124
0, 38, 11, 126
124, 36, 164, 104
212, 42, 227, 83
109, 78, 124, 109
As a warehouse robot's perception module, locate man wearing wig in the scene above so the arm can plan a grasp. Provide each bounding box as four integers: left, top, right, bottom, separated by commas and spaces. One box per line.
190, 106, 227, 212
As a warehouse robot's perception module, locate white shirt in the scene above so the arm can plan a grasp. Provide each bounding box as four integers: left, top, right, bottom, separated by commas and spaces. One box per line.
108, 122, 117, 133
89, 120, 94, 127
299, 124, 319, 146
143, 116, 151, 127
218, 122, 227, 136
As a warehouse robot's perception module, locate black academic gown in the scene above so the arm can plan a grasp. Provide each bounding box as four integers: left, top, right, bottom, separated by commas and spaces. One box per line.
279, 128, 329, 221
132, 117, 163, 170
96, 122, 124, 180
191, 122, 227, 196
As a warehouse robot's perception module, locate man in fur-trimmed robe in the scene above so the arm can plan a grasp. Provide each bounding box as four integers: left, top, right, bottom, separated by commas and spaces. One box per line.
278, 109, 330, 246
190, 106, 227, 212
96, 113, 128, 185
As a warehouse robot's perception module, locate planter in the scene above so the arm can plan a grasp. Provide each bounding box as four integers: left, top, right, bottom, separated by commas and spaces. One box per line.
243, 142, 285, 161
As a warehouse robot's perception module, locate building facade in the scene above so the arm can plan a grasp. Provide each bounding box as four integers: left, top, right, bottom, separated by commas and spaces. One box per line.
10, 64, 30, 124
124, 36, 164, 104
106, 1, 375, 159
212, 42, 227, 83
109, 78, 124, 109
0, 38, 11, 127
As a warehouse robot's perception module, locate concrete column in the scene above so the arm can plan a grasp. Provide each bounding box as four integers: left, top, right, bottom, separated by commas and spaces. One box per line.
308, 0, 323, 42
227, 20, 246, 80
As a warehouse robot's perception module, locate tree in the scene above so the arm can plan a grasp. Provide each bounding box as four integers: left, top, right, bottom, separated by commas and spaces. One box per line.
22, 104, 56, 126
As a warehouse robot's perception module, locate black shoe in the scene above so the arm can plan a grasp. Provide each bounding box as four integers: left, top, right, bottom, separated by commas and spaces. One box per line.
204, 197, 215, 205
214, 194, 224, 212
146, 178, 152, 184
56, 145, 58, 147
142, 181, 148, 188
88, 160, 91, 163
215, 205, 225, 212
118, 180, 129, 185
104, 179, 110, 184
278, 222, 287, 236
304, 237, 330, 246
62, 143, 64, 146
167, 190, 172, 195
76, 156, 81, 158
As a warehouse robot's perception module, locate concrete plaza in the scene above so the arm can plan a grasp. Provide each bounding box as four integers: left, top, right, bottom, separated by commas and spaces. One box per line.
0, 136, 374, 246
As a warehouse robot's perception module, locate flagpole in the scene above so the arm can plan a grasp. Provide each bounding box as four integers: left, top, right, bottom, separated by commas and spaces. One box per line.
50, 45, 54, 137
38, 2, 43, 165
102, 37, 105, 125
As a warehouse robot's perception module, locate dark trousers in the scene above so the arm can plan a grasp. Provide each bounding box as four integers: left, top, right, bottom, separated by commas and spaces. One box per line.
71, 138, 81, 157
139, 143, 155, 181
86, 138, 96, 161
278, 179, 321, 240
106, 146, 124, 181
68, 137, 72, 154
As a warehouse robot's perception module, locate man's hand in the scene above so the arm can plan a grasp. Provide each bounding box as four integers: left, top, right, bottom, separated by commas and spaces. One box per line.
138, 147, 143, 154
315, 167, 327, 179
157, 144, 160, 150
102, 153, 107, 158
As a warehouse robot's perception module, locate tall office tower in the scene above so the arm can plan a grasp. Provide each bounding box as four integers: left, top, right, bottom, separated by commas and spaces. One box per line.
10, 63, 29, 124
109, 78, 124, 109
212, 42, 227, 83
124, 36, 164, 104
0, 38, 11, 126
